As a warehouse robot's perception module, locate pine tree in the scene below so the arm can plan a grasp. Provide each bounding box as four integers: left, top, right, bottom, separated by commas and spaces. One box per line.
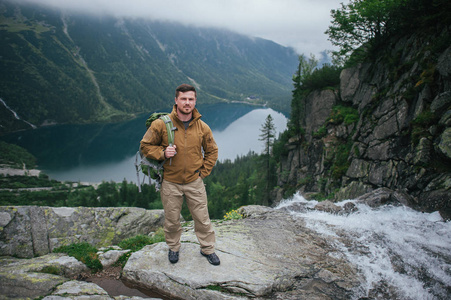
290, 54, 317, 135
259, 114, 276, 206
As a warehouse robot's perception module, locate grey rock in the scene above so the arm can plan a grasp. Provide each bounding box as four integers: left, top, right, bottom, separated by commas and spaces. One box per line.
122, 208, 361, 299
48, 280, 109, 297
98, 249, 131, 268
0, 253, 88, 299
340, 64, 366, 103
342, 201, 358, 214
314, 200, 342, 214
437, 46, 451, 77
355, 187, 412, 208
304, 89, 337, 139
0, 206, 165, 258
0, 211, 11, 227
431, 91, 451, 113
437, 127, 451, 159
439, 110, 451, 126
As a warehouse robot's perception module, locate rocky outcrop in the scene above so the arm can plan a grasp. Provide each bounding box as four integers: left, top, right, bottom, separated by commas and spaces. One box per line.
122, 205, 361, 299
276, 26, 451, 218
0, 206, 165, 258
0, 205, 363, 299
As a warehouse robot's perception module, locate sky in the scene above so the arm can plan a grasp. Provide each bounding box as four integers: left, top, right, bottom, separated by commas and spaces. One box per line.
18, 0, 346, 58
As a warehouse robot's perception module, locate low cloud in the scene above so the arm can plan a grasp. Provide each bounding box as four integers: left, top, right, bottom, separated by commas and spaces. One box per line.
16, 0, 344, 57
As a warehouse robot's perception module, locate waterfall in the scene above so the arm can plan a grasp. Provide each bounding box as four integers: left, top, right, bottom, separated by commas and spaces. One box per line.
276, 193, 451, 299
0, 98, 36, 129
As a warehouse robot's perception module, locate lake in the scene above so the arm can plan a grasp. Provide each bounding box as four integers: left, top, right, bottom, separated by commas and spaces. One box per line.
2, 103, 287, 183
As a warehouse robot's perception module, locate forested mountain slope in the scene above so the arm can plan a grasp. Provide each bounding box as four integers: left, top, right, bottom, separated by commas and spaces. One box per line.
0, 0, 298, 134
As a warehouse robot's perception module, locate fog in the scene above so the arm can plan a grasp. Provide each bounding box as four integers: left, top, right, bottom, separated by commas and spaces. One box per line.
16, 0, 344, 57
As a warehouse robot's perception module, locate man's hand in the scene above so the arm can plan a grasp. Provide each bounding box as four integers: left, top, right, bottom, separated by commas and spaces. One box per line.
165, 145, 177, 158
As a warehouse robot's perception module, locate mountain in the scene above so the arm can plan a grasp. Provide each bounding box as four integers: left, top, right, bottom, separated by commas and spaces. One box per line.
0, 0, 298, 135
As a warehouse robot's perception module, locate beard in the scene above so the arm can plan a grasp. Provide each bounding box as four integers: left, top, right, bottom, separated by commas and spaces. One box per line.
177, 105, 194, 115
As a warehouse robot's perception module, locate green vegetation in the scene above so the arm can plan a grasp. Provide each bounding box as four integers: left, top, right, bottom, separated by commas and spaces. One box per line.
118, 229, 165, 252
301, 64, 343, 91
53, 242, 103, 273
0, 174, 58, 189
114, 229, 166, 267
328, 105, 359, 125
203, 149, 281, 219
51, 230, 165, 271
259, 115, 277, 205
38, 266, 62, 276
411, 110, 436, 145
0, 177, 162, 209
0, 141, 36, 168
223, 209, 243, 221
326, 0, 451, 65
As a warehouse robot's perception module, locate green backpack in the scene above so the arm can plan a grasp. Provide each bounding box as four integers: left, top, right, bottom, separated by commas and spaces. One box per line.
135, 112, 176, 192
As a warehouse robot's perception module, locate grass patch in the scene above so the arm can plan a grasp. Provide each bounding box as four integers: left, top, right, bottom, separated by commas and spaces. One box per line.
53, 242, 102, 273
118, 228, 165, 252
114, 229, 166, 267
39, 265, 61, 275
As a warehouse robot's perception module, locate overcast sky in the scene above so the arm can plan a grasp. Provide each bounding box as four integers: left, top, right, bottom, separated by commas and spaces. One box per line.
18, 0, 345, 58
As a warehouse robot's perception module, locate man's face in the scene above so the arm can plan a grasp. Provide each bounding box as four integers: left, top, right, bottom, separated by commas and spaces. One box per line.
175, 91, 196, 116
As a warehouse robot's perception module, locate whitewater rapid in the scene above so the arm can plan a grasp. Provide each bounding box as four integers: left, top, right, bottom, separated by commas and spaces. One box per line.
276, 193, 451, 300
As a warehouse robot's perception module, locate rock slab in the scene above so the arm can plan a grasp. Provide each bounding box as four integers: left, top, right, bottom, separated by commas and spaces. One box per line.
122, 206, 361, 299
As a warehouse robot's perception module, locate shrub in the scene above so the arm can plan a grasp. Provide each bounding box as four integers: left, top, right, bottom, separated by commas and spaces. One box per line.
328, 105, 359, 125
302, 64, 342, 91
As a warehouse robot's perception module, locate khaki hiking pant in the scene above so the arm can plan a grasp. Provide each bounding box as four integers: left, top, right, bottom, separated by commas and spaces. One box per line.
160, 177, 216, 254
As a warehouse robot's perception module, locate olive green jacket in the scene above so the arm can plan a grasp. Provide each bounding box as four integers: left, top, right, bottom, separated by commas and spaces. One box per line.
140, 105, 218, 184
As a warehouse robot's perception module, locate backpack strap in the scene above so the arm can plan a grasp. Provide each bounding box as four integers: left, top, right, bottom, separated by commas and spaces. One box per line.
160, 114, 175, 145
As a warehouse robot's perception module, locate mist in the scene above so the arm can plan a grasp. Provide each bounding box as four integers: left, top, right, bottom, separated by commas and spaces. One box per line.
15, 0, 344, 57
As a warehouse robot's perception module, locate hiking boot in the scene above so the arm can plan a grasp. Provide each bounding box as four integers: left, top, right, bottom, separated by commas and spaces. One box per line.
168, 250, 179, 264
200, 251, 220, 265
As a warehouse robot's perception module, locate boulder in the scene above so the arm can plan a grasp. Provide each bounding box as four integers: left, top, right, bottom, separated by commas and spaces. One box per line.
355, 187, 414, 208
0, 253, 87, 299
0, 206, 165, 258
98, 248, 131, 268
314, 200, 342, 214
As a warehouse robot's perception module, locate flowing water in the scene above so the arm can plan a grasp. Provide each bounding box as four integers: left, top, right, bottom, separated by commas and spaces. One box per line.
276, 193, 451, 300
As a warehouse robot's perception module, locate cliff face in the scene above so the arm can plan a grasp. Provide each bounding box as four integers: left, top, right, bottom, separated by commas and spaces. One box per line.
276, 26, 451, 218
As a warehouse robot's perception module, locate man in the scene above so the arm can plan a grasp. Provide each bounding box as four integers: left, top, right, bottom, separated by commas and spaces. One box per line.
140, 84, 220, 265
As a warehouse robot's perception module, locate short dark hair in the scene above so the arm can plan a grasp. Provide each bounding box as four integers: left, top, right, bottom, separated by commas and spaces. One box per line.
175, 84, 197, 98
